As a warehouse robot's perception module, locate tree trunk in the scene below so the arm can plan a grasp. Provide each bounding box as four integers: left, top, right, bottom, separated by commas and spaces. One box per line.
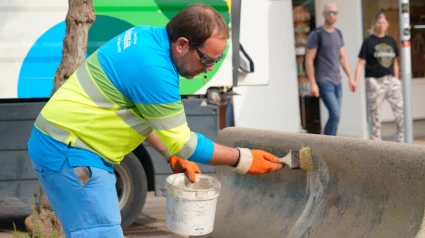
25, 1, 95, 237
51, 0, 95, 95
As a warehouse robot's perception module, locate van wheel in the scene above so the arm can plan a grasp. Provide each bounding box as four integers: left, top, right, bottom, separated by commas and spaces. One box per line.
114, 152, 147, 229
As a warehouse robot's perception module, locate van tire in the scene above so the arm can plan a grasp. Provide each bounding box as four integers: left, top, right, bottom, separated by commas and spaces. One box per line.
114, 152, 147, 229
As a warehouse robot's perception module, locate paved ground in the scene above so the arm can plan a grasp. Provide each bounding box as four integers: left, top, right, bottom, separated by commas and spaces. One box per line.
124, 193, 183, 238
382, 119, 425, 139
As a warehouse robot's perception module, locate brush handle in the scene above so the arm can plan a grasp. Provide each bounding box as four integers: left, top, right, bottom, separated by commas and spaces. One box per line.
278, 153, 291, 167
291, 151, 301, 169
278, 151, 301, 170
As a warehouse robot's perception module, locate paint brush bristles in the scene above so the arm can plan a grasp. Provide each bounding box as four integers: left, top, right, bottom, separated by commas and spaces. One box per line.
278, 147, 313, 171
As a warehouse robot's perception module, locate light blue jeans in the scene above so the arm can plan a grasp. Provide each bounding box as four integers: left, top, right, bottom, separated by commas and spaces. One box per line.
317, 82, 342, 136
30, 158, 123, 238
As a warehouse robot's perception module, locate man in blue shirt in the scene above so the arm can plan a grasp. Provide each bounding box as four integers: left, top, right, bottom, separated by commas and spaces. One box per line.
27, 4, 284, 237
305, 2, 355, 136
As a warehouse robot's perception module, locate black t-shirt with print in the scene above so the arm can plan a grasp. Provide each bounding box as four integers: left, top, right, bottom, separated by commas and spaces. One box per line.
358, 35, 399, 78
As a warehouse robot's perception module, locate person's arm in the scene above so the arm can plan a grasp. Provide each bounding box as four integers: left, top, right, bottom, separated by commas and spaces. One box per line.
126, 66, 282, 176
339, 47, 354, 82
354, 58, 366, 83
352, 58, 365, 91
146, 131, 202, 183
305, 48, 319, 97
393, 57, 400, 79
305, 32, 319, 97
351, 39, 369, 92
145, 131, 172, 160
145, 130, 239, 165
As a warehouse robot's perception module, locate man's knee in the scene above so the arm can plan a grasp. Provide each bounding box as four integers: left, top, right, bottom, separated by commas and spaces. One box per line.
329, 112, 340, 122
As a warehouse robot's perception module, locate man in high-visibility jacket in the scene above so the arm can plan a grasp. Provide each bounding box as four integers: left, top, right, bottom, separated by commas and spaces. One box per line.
27, 3, 283, 237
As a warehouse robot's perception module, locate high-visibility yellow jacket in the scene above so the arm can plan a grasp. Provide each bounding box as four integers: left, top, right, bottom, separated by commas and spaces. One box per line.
33, 25, 214, 165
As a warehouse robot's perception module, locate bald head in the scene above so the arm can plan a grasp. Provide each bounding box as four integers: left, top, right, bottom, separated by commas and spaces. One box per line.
322, 2, 339, 25
323, 2, 338, 12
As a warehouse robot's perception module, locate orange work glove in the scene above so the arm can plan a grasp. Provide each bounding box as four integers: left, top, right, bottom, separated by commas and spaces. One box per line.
233, 148, 284, 175
168, 155, 201, 183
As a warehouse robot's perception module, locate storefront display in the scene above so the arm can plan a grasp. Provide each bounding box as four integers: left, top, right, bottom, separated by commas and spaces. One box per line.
293, 4, 322, 134
293, 6, 311, 96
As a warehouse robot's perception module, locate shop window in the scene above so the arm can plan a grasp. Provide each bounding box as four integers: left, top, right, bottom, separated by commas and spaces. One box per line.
292, 1, 322, 134
362, 0, 425, 79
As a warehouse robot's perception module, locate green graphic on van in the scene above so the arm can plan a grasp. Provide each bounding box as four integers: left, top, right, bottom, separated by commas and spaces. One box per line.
18, 1, 230, 98
92, 0, 230, 95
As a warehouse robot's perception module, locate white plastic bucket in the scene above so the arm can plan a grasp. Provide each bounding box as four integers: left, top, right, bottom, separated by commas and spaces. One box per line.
164, 173, 221, 236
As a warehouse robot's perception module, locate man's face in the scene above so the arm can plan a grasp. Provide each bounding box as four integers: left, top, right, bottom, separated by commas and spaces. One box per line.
323, 5, 338, 25
174, 35, 227, 79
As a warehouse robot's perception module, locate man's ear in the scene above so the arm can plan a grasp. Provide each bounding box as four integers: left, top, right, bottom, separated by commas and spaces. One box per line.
175, 37, 189, 54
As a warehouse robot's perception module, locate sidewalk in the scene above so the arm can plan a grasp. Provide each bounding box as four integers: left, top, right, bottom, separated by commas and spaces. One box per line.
413, 137, 425, 145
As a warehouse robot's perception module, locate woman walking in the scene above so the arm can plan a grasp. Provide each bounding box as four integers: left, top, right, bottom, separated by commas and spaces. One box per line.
354, 12, 404, 142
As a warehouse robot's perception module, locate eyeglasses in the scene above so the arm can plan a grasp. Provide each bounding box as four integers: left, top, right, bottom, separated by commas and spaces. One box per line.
324, 10, 338, 16
190, 44, 223, 67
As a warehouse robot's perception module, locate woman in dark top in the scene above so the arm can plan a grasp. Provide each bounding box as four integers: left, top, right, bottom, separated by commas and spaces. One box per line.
354, 12, 404, 143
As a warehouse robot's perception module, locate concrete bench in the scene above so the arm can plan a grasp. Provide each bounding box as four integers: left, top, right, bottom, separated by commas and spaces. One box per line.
197, 127, 425, 238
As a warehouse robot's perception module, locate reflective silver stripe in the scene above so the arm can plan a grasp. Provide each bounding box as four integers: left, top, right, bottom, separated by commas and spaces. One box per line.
77, 62, 151, 136
145, 111, 187, 130
160, 149, 172, 162
73, 137, 113, 164
35, 114, 70, 142
176, 132, 198, 159
115, 109, 152, 136
76, 63, 114, 109
34, 114, 114, 164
